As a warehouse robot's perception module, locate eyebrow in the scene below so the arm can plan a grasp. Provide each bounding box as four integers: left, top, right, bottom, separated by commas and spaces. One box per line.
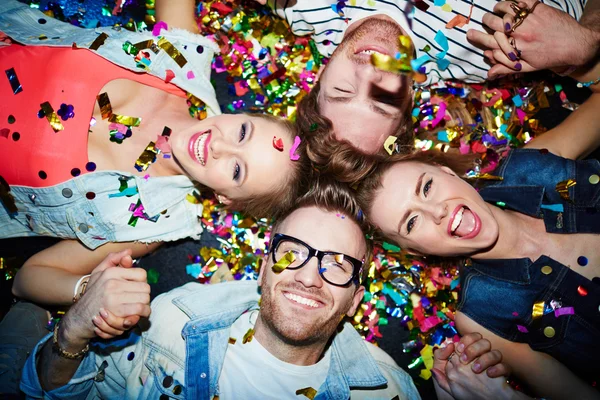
370, 103, 396, 118
240, 120, 254, 186
325, 95, 352, 104
397, 172, 426, 234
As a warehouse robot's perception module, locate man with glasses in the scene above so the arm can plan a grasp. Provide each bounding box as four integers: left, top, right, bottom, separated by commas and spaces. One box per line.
20, 183, 514, 399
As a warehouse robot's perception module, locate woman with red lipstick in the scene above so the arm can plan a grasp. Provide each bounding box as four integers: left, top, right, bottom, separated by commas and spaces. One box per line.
356, 88, 600, 399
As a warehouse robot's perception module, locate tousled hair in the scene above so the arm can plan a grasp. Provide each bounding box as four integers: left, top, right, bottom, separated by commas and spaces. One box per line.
295, 80, 415, 185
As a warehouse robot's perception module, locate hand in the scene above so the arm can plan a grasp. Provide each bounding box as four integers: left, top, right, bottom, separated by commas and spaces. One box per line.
467, 0, 599, 78
432, 333, 511, 395
59, 250, 151, 348
445, 354, 516, 400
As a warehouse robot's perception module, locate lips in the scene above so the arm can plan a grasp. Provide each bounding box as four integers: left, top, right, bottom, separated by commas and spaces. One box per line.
282, 291, 323, 309
188, 130, 211, 165
448, 205, 481, 239
354, 45, 391, 57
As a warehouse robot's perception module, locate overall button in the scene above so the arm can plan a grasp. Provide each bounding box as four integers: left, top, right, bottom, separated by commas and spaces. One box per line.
589, 174, 599, 185
159, 395, 169, 400
173, 385, 182, 395
200, 372, 207, 379
541, 266, 552, 275
163, 376, 173, 388
62, 188, 73, 198
543, 326, 556, 338
78, 223, 89, 233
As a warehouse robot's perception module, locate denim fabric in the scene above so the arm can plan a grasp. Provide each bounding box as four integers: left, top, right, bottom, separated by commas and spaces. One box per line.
478, 148, 600, 233
21, 281, 421, 400
459, 149, 600, 382
0, 0, 221, 249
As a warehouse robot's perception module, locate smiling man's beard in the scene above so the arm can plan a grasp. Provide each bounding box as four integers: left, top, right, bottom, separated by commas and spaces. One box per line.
258, 273, 354, 347
328, 17, 404, 64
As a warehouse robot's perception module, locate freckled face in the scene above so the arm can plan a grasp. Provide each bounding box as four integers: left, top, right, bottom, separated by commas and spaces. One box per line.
170, 114, 294, 200
368, 162, 499, 256
258, 207, 366, 345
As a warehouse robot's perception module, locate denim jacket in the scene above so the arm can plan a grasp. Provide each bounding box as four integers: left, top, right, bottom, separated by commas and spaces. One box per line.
21, 281, 421, 400
0, 0, 220, 248
458, 149, 600, 382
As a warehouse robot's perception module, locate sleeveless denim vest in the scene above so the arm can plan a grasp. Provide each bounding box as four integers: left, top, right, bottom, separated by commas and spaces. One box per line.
458, 149, 600, 382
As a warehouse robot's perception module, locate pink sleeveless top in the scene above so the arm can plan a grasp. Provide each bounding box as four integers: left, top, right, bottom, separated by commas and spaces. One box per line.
0, 44, 186, 187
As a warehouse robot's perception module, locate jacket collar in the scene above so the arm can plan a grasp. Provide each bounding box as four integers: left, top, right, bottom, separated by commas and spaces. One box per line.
172, 281, 388, 391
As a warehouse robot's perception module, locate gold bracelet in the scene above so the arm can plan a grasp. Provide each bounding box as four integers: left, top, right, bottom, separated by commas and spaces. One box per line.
72, 274, 91, 304
52, 322, 90, 360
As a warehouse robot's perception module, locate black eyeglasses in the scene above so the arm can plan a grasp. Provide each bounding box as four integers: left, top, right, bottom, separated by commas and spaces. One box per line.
269, 233, 364, 287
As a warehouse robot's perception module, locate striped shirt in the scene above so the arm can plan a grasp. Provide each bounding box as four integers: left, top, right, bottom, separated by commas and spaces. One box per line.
269, 0, 586, 84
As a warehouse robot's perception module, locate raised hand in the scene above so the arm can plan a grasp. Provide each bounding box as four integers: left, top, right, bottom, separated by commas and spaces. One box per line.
466, 0, 599, 78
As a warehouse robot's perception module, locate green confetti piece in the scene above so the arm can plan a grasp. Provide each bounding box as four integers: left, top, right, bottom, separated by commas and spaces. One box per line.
382, 242, 401, 252
147, 268, 159, 284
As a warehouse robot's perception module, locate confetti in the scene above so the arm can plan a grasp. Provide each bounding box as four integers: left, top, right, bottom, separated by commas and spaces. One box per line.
89, 32, 109, 50
532, 301, 545, 319
157, 37, 187, 68
289, 136, 301, 161
272, 136, 284, 152
555, 179, 576, 201
296, 387, 317, 399
5, 68, 23, 94
134, 142, 159, 172
40, 102, 64, 132
242, 328, 255, 344
383, 136, 397, 155
272, 251, 295, 273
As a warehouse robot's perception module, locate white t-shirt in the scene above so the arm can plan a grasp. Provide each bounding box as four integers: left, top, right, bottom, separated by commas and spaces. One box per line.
269, 0, 585, 84
218, 310, 330, 399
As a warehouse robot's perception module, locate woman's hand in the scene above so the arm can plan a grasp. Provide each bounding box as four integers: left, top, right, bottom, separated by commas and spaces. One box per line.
467, 0, 600, 78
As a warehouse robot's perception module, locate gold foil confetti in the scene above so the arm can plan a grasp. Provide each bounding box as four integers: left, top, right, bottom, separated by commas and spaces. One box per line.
272, 251, 296, 273
108, 113, 142, 127
242, 328, 254, 344
228, 337, 237, 345
40, 102, 64, 132
383, 135, 397, 155
89, 32, 109, 50
464, 174, 504, 181
296, 387, 318, 399
133, 39, 154, 50
555, 179, 576, 201
157, 37, 187, 68
97, 93, 113, 120
532, 301, 545, 319
334, 254, 345, 264
134, 142, 159, 172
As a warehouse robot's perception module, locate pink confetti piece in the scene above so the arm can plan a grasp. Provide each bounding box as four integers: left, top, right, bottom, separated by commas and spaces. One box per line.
482, 89, 502, 106
554, 306, 574, 317
512, 312, 519, 317
164, 69, 175, 83
429, 101, 447, 128
516, 108, 527, 124
152, 21, 168, 37
187, 71, 195, 79
289, 135, 301, 161
517, 325, 529, 333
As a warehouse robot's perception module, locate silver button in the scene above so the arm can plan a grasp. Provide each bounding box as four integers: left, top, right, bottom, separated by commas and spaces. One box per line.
200, 373, 206, 379
78, 223, 89, 233
62, 188, 73, 198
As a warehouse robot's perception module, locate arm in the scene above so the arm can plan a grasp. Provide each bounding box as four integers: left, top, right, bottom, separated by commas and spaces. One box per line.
13, 239, 159, 305
455, 311, 600, 400
36, 251, 150, 391
155, 0, 199, 33
523, 91, 600, 159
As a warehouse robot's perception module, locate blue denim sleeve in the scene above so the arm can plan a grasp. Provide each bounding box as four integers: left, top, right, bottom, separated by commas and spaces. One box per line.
20, 333, 99, 399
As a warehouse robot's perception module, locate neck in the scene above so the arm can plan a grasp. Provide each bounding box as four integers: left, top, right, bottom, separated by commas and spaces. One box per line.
470, 205, 544, 261
253, 314, 328, 366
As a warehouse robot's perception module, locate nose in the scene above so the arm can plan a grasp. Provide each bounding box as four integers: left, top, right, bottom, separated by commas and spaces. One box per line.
293, 257, 324, 289
209, 136, 232, 159
356, 64, 383, 85
425, 202, 448, 224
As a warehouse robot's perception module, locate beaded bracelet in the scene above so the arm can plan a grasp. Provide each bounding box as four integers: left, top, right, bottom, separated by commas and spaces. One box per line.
577, 76, 600, 88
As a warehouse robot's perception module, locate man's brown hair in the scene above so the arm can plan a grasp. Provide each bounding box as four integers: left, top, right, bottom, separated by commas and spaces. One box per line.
295, 80, 415, 185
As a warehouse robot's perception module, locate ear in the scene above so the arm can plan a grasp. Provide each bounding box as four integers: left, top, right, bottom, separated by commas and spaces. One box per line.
315, 64, 326, 81
257, 255, 268, 288
439, 165, 455, 176
215, 193, 232, 205
346, 285, 365, 317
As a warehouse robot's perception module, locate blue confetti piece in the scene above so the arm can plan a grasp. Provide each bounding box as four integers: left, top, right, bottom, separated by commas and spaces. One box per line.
512, 94, 523, 107
108, 186, 138, 198
450, 278, 460, 290
434, 0, 446, 5
437, 57, 450, 70
499, 124, 508, 135
411, 54, 431, 71
437, 130, 449, 142
412, 107, 420, 117
540, 203, 564, 212
186, 263, 202, 278
434, 30, 449, 52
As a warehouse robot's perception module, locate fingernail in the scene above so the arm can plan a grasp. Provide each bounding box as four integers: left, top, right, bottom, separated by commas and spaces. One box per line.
457, 343, 465, 352
488, 367, 496, 375
460, 354, 468, 362
508, 52, 517, 61
473, 363, 481, 372
92, 315, 99, 324
515, 62, 522, 71
123, 320, 131, 327
505, 22, 511, 31
99, 308, 108, 319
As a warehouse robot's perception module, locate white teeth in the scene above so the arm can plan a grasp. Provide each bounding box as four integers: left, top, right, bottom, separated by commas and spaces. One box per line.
194, 133, 207, 165
284, 292, 319, 308
360, 49, 383, 56
451, 207, 464, 233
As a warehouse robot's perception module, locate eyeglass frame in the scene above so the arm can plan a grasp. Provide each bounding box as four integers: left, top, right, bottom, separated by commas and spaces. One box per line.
269, 233, 364, 287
